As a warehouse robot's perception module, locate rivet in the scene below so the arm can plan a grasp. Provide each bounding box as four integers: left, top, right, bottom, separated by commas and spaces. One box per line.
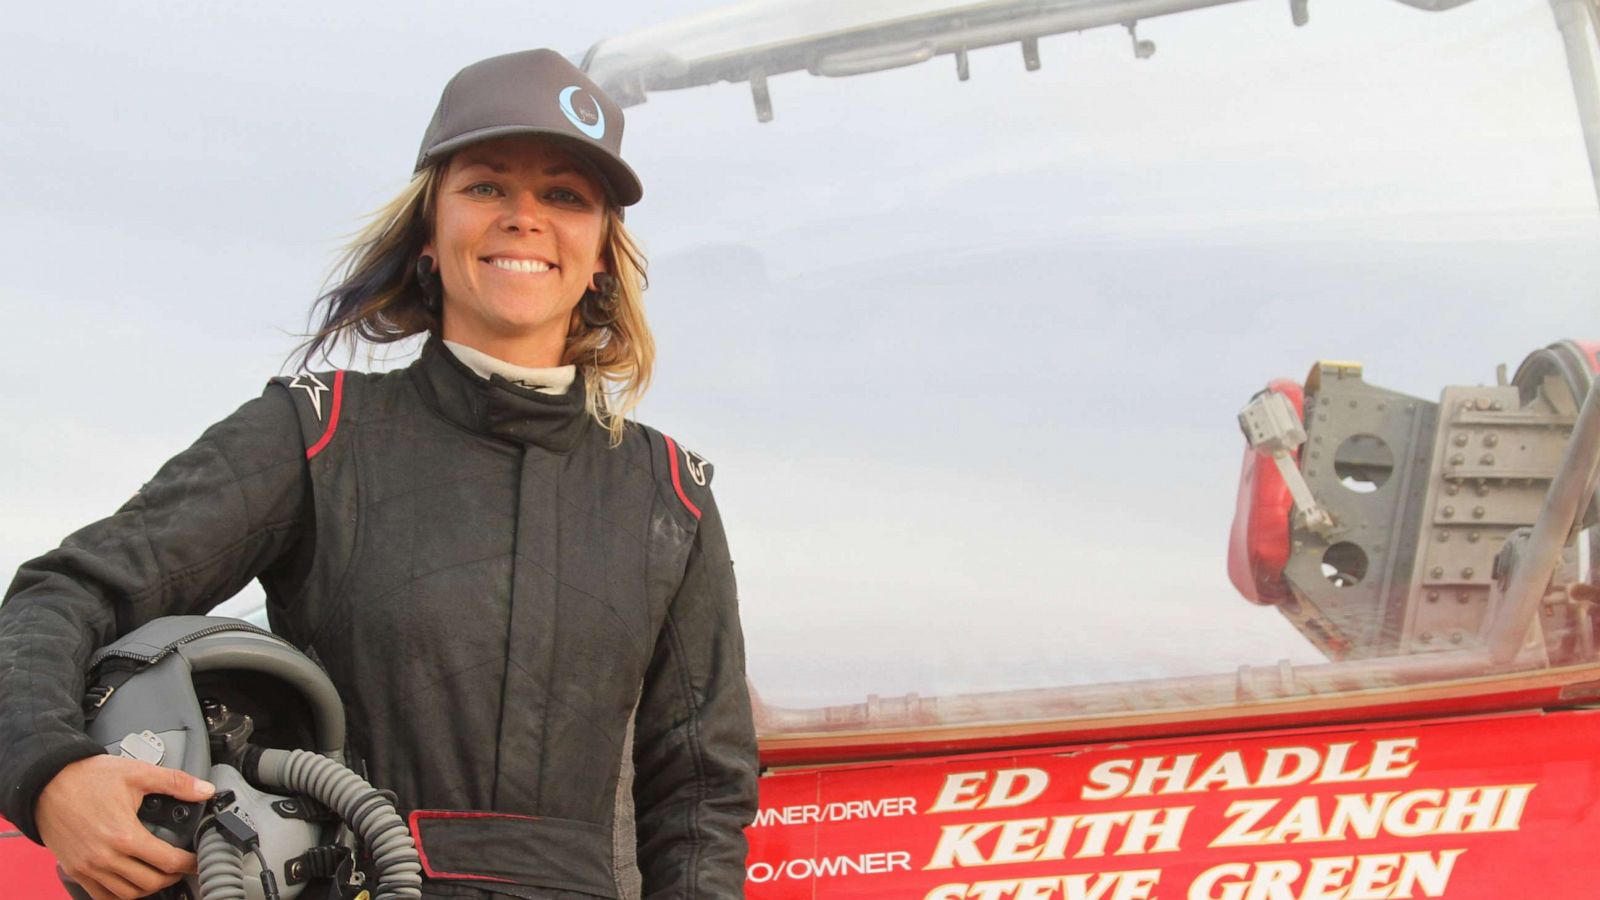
1311, 451, 1320, 459
1490, 400, 1504, 411
1462, 567, 1475, 578
1481, 453, 1495, 465
1484, 434, 1499, 447
1450, 632, 1464, 644
1472, 506, 1486, 519
1437, 532, 1450, 543
1477, 483, 1491, 497
1453, 434, 1469, 447
1431, 566, 1445, 578
1428, 591, 1440, 602
1457, 591, 1471, 603
1349, 400, 1358, 409
1450, 454, 1465, 466
1441, 506, 1455, 519
1420, 632, 1434, 643
1446, 483, 1460, 495
1468, 532, 1481, 543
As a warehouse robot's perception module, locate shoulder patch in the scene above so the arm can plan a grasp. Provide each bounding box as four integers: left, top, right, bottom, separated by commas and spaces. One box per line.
661, 433, 713, 521
269, 371, 346, 459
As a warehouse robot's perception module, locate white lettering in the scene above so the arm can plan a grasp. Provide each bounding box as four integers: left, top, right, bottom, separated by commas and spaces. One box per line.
1211, 799, 1278, 847
932, 772, 993, 813
751, 795, 918, 827
1186, 851, 1464, 900
986, 768, 1050, 809
749, 851, 912, 882
1082, 760, 1134, 801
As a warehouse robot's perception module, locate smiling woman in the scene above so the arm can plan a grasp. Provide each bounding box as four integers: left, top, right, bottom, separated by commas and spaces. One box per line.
0, 47, 756, 900
428, 140, 611, 366
299, 69, 657, 445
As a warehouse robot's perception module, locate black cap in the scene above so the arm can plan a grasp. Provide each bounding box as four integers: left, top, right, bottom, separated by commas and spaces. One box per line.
416, 49, 642, 206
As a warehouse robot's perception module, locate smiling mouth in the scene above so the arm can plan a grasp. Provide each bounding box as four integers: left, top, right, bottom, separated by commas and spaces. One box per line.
484, 257, 555, 274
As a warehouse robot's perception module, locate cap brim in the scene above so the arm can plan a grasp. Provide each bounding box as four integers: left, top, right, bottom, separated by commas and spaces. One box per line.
417, 125, 643, 206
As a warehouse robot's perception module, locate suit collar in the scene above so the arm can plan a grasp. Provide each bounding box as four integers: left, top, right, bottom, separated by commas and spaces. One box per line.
410, 337, 591, 453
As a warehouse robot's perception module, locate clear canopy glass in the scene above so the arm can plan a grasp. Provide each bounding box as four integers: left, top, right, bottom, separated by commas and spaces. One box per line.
583, 0, 1600, 739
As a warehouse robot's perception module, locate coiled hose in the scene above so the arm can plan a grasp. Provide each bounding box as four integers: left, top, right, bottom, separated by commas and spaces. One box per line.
195, 823, 249, 900
255, 748, 423, 900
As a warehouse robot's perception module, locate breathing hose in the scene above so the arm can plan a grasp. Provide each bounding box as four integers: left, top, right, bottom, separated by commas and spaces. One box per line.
195, 824, 249, 900
255, 748, 423, 900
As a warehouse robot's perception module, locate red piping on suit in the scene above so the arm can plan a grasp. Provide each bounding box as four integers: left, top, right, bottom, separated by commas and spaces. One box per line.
305, 370, 345, 460
663, 434, 702, 520
407, 809, 542, 884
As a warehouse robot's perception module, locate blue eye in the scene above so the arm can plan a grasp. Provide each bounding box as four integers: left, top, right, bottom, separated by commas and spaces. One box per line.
548, 187, 585, 205
466, 182, 500, 198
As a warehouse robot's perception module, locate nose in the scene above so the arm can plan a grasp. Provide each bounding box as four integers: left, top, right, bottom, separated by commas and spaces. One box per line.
500, 190, 546, 233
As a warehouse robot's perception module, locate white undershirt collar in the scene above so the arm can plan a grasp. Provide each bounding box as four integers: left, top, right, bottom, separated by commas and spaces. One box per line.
442, 340, 576, 396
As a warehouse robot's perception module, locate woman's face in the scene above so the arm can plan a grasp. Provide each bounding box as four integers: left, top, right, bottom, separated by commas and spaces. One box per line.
425, 136, 607, 366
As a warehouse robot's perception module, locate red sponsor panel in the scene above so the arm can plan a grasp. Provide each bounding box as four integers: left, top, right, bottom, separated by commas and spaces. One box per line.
0, 815, 68, 899
747, 709, 1600, 899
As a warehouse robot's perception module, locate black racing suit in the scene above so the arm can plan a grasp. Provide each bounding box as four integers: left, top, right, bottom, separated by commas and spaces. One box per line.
0, 340, 758, 899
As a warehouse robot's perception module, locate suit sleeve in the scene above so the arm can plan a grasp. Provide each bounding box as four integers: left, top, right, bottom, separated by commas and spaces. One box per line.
632, 489, 760, 899
0, 386, 310, 842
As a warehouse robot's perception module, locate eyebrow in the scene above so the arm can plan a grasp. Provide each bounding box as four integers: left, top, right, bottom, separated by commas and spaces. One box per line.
456, 160, 580, 177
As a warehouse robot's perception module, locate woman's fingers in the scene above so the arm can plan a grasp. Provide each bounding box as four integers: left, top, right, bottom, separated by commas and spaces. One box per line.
123, 758, 216, 803
72, 827, 191, 898
37, 755, 213, 898
107, 848, 185, 896
82, 866, 146, 900
123, 822, 198, 877
65, 871, 116, 900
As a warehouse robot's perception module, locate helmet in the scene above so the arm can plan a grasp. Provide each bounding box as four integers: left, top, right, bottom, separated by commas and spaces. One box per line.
71, 616, 419, 900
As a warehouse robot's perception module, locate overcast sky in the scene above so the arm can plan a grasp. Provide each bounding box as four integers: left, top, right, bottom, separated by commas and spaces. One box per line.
3, 0, 1599, 714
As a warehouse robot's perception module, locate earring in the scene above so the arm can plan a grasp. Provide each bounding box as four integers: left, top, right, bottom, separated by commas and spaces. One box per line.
578, 272, 620, 328
416, 255, 442, 314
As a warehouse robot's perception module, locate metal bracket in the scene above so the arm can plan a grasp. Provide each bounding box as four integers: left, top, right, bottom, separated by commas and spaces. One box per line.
1124, 21, 1156, 59
272, 796, 337, 823
750, 69, 773, 123
1022, 37, 1041, 71
283, 843, 355, 886
1239, 389, 1338, 536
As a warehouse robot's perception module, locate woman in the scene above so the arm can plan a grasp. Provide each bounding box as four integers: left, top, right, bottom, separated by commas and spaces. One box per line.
0, 49, 758, 900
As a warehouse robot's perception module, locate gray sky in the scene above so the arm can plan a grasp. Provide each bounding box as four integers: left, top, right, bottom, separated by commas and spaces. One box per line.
3, 0, 1599, 714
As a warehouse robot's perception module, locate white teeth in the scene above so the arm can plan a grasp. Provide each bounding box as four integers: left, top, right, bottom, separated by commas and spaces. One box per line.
488, 258, 552, 273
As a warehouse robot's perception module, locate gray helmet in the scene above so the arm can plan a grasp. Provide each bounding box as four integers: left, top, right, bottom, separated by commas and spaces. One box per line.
84, 616, 346, 777
75, 616, 420, 900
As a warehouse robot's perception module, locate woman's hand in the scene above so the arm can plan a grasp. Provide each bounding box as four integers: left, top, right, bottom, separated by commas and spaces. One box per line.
36, 755, 215, 900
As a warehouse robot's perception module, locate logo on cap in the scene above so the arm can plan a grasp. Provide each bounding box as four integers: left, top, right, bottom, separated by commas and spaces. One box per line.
558, 86, 606, 140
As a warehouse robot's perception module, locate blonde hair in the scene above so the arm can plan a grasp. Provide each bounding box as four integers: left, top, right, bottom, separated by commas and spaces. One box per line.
566, 212, 655, 445
299, 162, 654, 446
